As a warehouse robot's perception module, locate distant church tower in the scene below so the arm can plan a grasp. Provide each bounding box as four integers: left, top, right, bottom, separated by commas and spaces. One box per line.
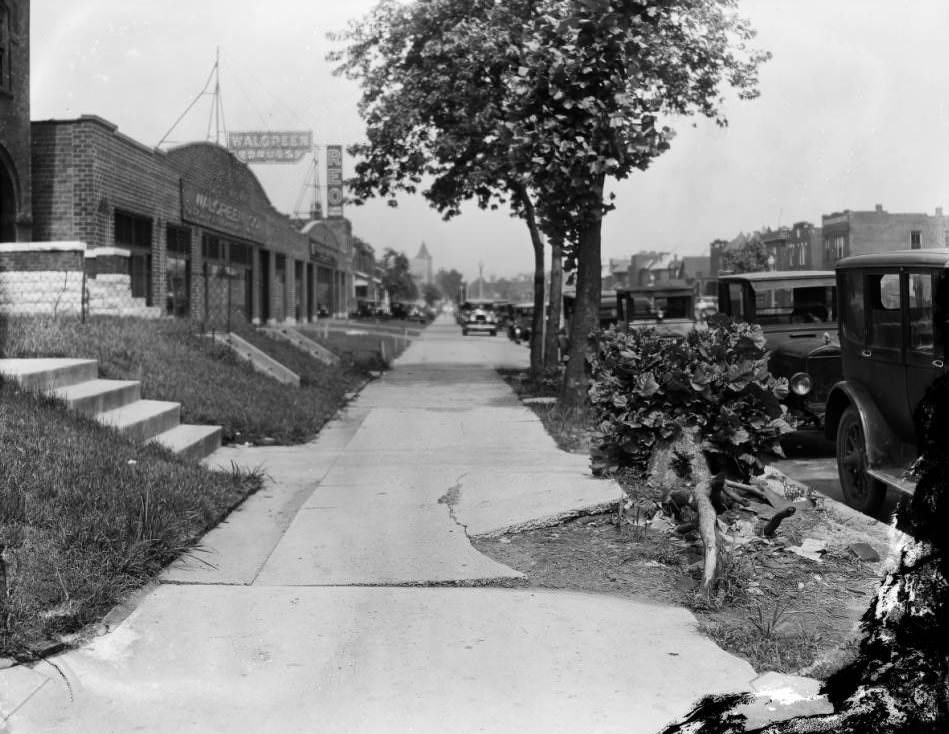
410, 242, 433, 286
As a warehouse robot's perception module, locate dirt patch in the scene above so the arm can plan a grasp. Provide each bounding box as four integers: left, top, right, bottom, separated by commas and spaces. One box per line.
473, 497, 893, 678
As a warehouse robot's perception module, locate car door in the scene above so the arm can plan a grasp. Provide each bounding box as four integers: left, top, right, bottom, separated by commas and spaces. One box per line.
905, 269, 949, 429
861, 269, 911, 442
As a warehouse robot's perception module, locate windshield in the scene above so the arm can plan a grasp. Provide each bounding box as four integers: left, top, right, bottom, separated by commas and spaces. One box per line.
752, 283, 836, 325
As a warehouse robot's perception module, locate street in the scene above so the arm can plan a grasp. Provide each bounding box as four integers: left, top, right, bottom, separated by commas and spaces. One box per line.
3, 315, 758, 734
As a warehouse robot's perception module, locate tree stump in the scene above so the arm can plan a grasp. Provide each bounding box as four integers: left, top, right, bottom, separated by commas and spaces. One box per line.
645, 427, 722, 595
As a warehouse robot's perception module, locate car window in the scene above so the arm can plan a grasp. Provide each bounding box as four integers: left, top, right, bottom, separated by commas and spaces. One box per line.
907, 271, 935, 353
840, 271, 865, 344
663, 295, 692, 319
868, 272, 902, 350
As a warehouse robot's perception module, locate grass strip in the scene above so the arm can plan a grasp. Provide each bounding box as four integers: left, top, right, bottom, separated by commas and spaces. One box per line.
0, 382, 262, 656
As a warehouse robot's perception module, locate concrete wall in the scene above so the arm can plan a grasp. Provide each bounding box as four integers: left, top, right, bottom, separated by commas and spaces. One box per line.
0, 242, 161, 317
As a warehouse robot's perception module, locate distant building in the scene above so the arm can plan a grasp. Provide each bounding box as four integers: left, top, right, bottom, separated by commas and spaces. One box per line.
680, 255, 715, 297
410, 241, 433, 288
760, 222, 823, 270
822, 204, 948, 265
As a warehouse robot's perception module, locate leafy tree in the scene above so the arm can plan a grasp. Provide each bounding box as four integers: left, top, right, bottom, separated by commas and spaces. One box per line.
422, 282, 441, 307
490, 0, 769, 407
719, 235, 772, 274
381, 248, 418, 302
330, 0, 557, 381
331, 0, 768, 401
435, 268, 465, 303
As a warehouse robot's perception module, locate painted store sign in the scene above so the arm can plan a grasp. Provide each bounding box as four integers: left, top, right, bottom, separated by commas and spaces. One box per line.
181, 182, 263, 239
326, 144, 344, 218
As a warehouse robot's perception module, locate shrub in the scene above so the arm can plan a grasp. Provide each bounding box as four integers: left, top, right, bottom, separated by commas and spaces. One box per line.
588, 319, 796, 480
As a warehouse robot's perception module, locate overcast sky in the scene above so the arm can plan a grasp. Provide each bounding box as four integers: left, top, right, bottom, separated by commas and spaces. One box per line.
30, 1, 949, 282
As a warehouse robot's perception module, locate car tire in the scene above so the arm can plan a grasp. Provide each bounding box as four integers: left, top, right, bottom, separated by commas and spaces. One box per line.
462, 328, 468, 336
490, 329, 497, 336
836, 406, 886, 515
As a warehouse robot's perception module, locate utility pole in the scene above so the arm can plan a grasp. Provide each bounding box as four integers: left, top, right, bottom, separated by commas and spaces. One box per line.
478, 261, 484, 299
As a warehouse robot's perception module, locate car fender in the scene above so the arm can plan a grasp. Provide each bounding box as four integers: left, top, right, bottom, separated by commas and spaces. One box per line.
824, 380, 900, 467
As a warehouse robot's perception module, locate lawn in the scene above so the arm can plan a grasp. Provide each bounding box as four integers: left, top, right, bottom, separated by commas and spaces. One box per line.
0, 315, 370, 444
0, 381, 262, 657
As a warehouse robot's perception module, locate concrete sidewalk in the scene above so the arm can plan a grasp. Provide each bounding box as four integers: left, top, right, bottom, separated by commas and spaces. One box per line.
1, 316, 756, 733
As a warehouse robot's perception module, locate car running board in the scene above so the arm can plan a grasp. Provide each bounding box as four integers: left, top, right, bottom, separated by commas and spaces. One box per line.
867, 467, 917, 495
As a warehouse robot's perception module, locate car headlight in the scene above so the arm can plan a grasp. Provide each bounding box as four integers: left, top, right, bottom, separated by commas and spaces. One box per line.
789, 372, 812, 396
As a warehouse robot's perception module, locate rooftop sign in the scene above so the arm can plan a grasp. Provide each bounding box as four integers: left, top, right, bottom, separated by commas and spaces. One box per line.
227, 131, 312, 163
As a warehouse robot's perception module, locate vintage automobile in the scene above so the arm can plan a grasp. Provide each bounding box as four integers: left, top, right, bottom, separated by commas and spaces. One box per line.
717, 270, 840, 426
823, 249, 949, 513
460, 298, 498, 336
507, 301, 535, 343
562, 288, 620, 332
616, 281, 696, 336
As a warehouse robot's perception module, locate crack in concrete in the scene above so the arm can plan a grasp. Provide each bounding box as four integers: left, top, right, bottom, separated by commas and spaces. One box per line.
437, 473, 469, 536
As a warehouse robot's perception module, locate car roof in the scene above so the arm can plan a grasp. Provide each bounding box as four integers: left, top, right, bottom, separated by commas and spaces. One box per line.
717, 270, 835, 282
835, 248, 949, 269
617, 284, 694, 296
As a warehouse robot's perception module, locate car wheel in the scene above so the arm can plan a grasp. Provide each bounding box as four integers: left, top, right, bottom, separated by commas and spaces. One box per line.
490, 329, 497, 336
462, 328, 468, 336
836, 406, 885, 514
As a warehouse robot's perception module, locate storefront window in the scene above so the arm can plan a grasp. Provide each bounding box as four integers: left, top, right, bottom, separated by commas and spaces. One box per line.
166, 225, 191, 317
115, 210, 153, 303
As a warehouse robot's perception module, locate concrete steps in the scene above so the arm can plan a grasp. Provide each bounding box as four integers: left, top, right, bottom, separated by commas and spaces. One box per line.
209, 332, 300, 386
0, 357, 221, 462
261, 326, 340, 366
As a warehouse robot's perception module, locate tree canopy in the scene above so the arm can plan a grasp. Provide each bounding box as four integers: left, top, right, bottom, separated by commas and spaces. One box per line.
381, 248, 419, 302
331, 0, 769, 403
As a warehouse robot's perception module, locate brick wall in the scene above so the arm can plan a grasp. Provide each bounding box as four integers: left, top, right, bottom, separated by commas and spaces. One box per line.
0, 1, 32, 241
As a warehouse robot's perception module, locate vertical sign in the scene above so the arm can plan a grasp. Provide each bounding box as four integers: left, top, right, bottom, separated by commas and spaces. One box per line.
326, 145, 344, 218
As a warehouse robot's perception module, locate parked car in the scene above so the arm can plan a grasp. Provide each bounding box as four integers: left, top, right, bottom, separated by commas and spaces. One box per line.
389, 301, 410, 320
507, 302, 534, 343
351, 299, 384, 319
460, 299, 498, 336
717, 270, 839, 427
823, 249, 949, 513
616, 281, 696, 336
562, 288, 620, 333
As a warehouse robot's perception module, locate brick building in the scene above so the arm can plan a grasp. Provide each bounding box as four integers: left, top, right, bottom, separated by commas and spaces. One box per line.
0, 0, 30, 242
28, 115, 353, 324
822, 204, 948, 266
759, 222, 824, 270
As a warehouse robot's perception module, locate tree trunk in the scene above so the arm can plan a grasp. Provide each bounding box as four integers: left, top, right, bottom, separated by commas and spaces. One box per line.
517, 185, 546, 382
561, 176, 604, 410
545, 235, 564, 367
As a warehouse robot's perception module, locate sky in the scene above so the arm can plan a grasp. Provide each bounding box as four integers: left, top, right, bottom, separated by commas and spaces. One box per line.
29, 1, 949, 283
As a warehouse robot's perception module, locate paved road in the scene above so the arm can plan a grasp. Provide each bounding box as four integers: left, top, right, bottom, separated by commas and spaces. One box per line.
2, 315, 758, 734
